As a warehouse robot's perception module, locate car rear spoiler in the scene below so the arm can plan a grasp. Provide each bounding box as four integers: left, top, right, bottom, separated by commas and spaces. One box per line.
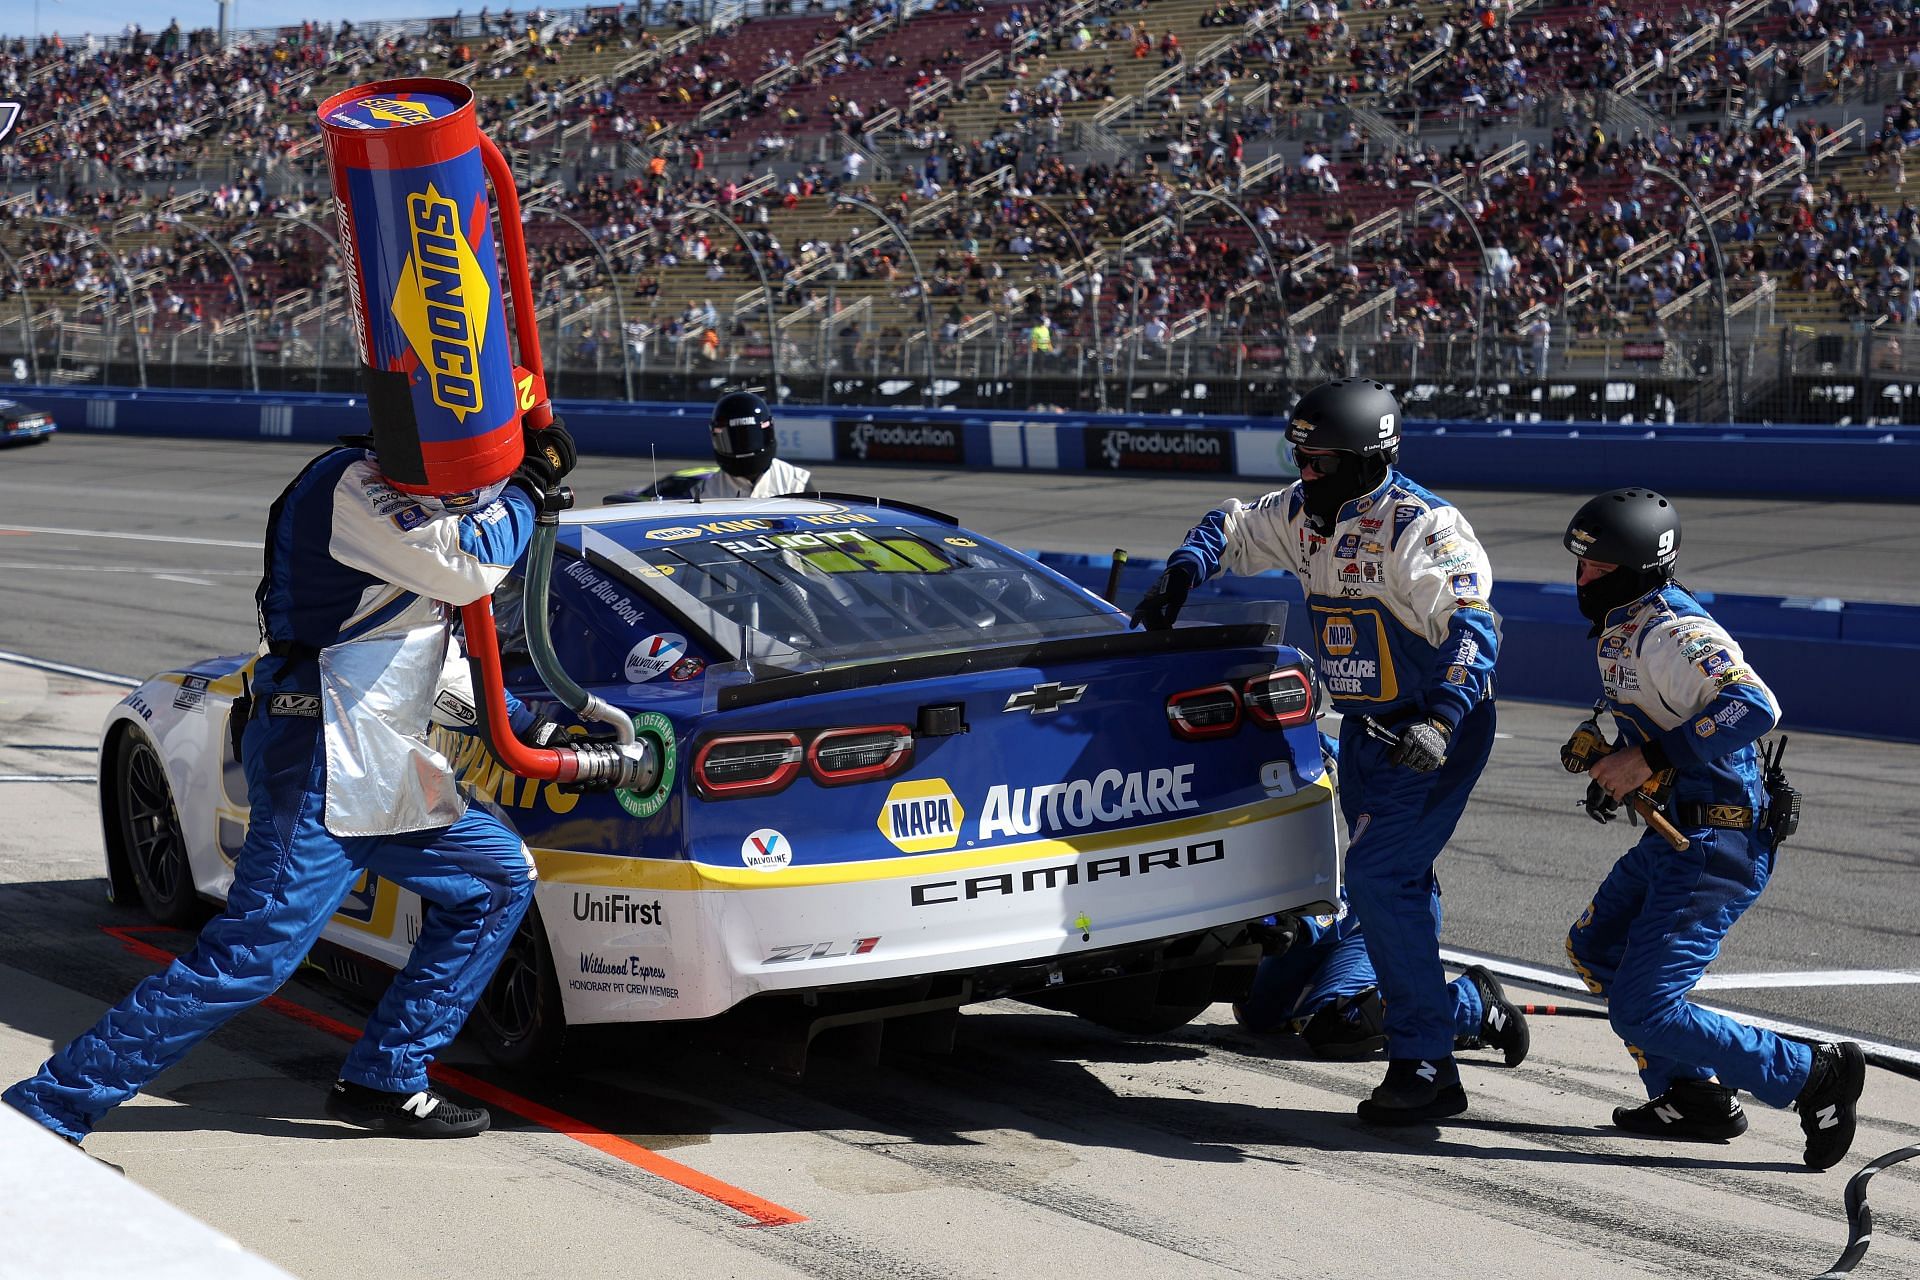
715, 621, 1289, 711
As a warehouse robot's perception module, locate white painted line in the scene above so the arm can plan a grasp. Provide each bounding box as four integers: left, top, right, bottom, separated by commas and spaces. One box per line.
153, 574, 222, 587
1441, 945, 1920, 1072
0, 775, 97, 784
1696, 970, 1920, 990
0, 650, 141, 688
0, 524, 261, 549
0, 562, 252, 576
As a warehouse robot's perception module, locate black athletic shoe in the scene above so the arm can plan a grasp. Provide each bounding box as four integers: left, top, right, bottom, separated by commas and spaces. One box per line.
1795, 1042, 1866, 1171
1356, 1056, 1468, 1125
325, 1079, 491, 1138
1301, 989, 1388, 1060
1458, 965, 1531, 1068
1612, 1079, 1749, 1142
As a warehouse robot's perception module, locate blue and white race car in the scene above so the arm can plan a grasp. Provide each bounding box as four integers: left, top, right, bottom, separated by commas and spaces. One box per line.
96, 494, 1340, 1068
0, 398, 56, 444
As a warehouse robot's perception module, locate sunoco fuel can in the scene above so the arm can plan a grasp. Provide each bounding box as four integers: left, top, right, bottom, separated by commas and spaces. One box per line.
318, 78, 524, 496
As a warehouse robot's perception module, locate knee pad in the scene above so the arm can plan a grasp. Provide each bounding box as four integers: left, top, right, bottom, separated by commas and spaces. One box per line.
1300, 988, 1387, 1059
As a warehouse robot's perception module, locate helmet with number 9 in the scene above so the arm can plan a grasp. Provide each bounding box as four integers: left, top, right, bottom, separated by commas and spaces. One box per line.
1563, 487, 1681, 572
1284, 378, 1403, 460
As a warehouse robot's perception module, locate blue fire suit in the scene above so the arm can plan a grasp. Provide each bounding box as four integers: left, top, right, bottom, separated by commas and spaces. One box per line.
4, 447, 539, 1141
1170, 469, 1500, 1061
1238, 896, 1486, 1041
1565, 584, 1811, 1107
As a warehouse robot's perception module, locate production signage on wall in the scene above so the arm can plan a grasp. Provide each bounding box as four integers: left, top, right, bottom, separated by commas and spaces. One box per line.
832, 417, 966, 465
1084, 424, 1233, 473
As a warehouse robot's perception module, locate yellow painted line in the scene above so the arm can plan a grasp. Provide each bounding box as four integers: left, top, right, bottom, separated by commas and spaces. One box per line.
535, 778, 1336, 891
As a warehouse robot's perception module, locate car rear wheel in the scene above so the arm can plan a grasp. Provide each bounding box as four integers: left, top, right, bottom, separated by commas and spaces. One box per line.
115, 733, 202, 927
473, 901, 569, 1071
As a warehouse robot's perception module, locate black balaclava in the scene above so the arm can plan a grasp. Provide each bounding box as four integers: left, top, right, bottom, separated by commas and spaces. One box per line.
1577, 565, 1672, 628
1301, 454, 1391, 533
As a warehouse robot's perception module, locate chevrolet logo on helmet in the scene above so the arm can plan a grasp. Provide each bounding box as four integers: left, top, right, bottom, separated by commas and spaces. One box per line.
1286, 417, 1315, 443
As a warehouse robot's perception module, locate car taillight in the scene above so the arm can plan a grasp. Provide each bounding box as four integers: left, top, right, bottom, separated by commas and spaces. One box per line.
1167, 683, 1241, 739
693, 732, 804, 797
808, 724, 914, 785
1246, 667, 1315, 727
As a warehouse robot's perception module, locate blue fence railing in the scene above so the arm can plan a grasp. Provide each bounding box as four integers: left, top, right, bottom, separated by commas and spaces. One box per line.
1037, 553, 1920, 745
21, 385, 1920, 500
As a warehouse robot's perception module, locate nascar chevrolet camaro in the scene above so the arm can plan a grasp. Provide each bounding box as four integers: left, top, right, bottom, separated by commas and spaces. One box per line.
97, 495, 1341, 1068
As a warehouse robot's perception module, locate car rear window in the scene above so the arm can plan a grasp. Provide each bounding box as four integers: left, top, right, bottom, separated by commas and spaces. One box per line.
621, 523, 1123, 665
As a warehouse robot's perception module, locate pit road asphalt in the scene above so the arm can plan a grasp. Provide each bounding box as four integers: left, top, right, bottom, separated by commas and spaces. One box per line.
0, 436, 1916, 1279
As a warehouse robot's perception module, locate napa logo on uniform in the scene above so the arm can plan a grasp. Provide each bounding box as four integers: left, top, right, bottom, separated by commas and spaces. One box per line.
390, 184, 490, 422
879, 778, 964, 853
1322, 615, 1358, 656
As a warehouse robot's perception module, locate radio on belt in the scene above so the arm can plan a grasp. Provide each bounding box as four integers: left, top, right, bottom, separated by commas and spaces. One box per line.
317, 77, 554, 496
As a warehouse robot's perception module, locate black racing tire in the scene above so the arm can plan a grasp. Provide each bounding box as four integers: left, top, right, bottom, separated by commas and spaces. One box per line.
114, 731, 202, 927
1071, 997, 1214, 1036
472, 900, 569, 1072
1035, 972, 1215, 1036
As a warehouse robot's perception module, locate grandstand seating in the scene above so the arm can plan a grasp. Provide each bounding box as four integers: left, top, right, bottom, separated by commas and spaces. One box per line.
0, 0, 1912, 397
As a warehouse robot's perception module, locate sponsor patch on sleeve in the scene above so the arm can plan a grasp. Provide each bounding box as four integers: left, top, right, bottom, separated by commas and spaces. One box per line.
1697, 650, 1733, 677
1450, 572, 1480, 594
1693, 715, 1716, 738
1445, 664, 1470, 686
391, 503, 431, 532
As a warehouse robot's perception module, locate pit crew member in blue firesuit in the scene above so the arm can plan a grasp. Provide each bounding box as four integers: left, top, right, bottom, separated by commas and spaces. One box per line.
1132, 378, 1500, 1123
1560, 488, 1864, 1169
4, 418, 644, 1148
697, 390, 811, 499
1236, 902, 1527, 1067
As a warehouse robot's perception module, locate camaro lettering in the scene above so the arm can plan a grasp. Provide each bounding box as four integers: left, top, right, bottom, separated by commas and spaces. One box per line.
977, 764, 1197, 840
908, 840, 1227, 907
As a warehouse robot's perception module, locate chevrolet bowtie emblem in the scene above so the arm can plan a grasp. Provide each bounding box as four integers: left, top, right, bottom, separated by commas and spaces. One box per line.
1003, 681, 1087, 715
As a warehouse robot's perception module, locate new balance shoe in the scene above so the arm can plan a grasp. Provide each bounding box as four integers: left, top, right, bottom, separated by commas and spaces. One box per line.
1356, 1056, 1468, 1125
325, 1079, 490, 1138
1300, 989, 1388, 1060
1457, 965, 1531, 1068
1613, 1079, 1748, 1142
1795, 1041, 1866, 1171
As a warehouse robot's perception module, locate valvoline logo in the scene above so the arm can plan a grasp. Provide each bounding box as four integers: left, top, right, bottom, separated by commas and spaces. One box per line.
391, 184, 490, 422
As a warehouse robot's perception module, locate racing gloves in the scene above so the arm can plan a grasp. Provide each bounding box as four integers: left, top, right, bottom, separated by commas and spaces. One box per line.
1248, 913, 1303, 957
1131, 561, 1197, 631
512, 417, 579, 499
1390, 718, 1452, 773
1583, 779, 1621, 824
516, 714, 570, 750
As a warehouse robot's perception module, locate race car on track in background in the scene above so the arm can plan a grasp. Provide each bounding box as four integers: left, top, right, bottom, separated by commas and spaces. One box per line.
0, 397, 56, 444
95, 495, 1341, 1071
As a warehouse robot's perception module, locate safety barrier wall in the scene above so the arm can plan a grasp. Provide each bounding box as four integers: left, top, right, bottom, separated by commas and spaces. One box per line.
21, 385, 1920, 500
1036, 554, 1920, 745
21, 385, 1915, 739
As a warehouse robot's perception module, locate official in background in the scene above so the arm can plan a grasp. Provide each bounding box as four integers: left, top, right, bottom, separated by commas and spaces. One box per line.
1132, 378, 1501, 1123
1561, 487, 1864, 1169
697, 391, 812, 499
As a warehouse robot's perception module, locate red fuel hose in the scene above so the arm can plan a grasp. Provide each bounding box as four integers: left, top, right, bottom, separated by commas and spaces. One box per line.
477, 131, 553, 432
459, 596, 578, 782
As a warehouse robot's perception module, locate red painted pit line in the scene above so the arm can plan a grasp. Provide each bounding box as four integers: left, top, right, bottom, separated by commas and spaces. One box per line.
101, 924, 806, 1227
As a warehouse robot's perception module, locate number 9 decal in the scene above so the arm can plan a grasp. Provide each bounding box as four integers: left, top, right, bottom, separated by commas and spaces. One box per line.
1656, 528, 1675, 556
1378, 413, 1396, 440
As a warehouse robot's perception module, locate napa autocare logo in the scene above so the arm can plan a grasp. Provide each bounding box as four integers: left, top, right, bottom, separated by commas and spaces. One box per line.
390, 184, 490, 422
0, 102, 21, 145
878, 778, 964, 853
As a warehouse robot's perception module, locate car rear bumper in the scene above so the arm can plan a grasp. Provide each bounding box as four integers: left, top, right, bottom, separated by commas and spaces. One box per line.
537, 780, 1340, 1024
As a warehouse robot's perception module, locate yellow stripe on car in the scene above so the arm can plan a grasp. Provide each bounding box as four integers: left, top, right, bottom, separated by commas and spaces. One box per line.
535, 778, 1336, 892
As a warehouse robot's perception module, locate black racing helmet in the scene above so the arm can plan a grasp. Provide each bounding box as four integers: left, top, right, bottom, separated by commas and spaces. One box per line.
1285, 379, 1402, 459
1564, 487, 1681, 572
710, 390, 775, 479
